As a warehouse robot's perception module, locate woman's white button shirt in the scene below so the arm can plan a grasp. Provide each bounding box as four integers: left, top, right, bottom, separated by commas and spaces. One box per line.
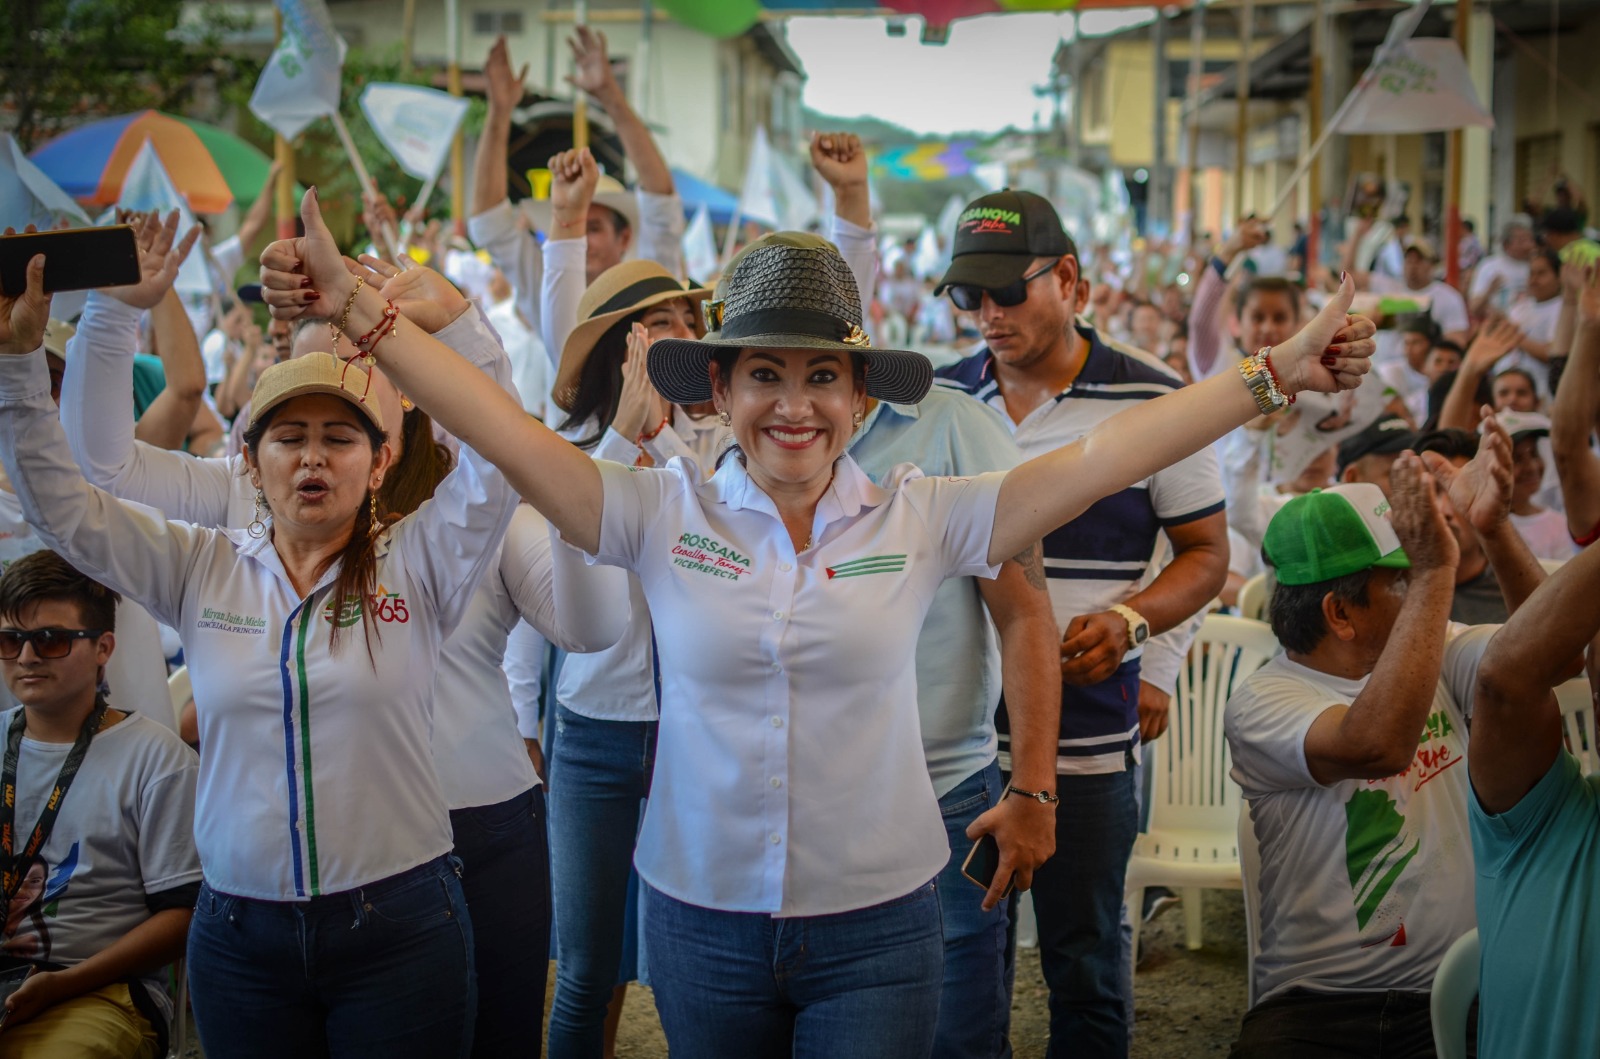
0, 348, 518, 900
590, 453, 1004, 917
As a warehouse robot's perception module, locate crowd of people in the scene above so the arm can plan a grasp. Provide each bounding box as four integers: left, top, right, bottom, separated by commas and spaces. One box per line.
0, 23, 1598, 1059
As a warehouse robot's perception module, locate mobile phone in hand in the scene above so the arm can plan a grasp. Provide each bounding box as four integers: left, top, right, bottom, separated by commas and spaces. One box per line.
961, 832, 1014, 898
0, 226, 140, 296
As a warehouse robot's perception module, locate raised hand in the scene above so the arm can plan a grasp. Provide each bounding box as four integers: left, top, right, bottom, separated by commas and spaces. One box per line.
484, 35, 529, 113
810, 132, 867, 193
1221, 215, 1270, 262
106, 210, 202, 310
1580, 265, 1600, 326
1464, 317, 1524, 372
549, 147, 600, 236
351, 255, 470, 336
1274, 274, 1377, 394
612, 321, 670, 444
259, 188, 349, 323
1387, 451, 1459, 573
566, 25, 619, 104
1424, 411, 1514, 534
0, 230, 50, 356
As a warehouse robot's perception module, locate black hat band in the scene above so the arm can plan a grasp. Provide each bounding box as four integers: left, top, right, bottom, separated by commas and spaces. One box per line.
591, 275, 688, 319
717, 306, 856, 344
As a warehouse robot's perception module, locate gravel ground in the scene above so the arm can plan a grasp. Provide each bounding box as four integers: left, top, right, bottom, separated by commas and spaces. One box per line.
175, 887, 1248, 1056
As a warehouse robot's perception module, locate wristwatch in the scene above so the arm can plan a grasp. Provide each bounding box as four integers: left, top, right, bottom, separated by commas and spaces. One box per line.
1006, 786, 1060, 805
1108, 603, 1150, 651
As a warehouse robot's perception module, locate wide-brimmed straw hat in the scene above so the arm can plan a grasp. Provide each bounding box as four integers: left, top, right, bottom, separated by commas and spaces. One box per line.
646, 232, 934, 406
249, 352, 385, 433
519, 173, 640, 236
551, 260, 712, 413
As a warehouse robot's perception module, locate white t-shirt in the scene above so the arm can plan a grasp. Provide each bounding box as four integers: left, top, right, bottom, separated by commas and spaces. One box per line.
1370, 276, 1470, 338
1511, 508, 1577, 562
1470, 254, 1530, 308
1507, 296, 1564, 395
0, 710, 200, 1028
1226, 625, 1493, 1003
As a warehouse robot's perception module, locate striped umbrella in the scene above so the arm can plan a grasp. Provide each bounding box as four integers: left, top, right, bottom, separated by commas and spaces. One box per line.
29, 110, 234, 214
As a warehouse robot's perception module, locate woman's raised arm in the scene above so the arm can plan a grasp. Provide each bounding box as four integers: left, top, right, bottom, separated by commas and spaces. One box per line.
988, 277, 1376, 565
260, 190, 607, 555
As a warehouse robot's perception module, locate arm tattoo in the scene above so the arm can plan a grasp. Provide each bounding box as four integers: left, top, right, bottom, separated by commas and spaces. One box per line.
1011, 542, 1047, 591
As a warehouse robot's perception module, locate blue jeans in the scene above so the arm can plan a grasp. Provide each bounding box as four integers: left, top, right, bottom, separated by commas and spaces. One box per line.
450, 785, 550, 1059
934, 759, 1012, 1059
187, 855, 476, 1059
643, 881, 945, 1059
1028, 761, 1139, 1059
546, 703, 656, 1059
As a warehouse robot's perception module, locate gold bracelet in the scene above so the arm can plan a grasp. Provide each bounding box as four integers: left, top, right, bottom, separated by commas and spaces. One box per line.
329, 275, 366, 351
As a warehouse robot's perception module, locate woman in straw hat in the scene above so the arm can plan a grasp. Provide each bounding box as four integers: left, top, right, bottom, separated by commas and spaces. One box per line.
260, 191, 1376, 1058
0, 250, 526, 1058
57, 241, 630, 1057
541, 256, 724, 1056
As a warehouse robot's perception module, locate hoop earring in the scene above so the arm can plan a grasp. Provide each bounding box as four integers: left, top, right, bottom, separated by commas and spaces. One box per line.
718, 410, 731, 428
247, 490, 268, 539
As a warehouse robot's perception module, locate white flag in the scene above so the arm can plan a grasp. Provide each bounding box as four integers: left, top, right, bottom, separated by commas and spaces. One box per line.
682, 204, 718, 283
0, 134, 89, 230
359, 83, 471, 182
114, 142, 209, 296
736, 126, 818, 232
250, 0, 348, 141
1336, 38, 1493, 134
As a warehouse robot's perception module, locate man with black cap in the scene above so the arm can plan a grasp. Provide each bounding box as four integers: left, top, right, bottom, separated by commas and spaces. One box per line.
934, 190, 1229, 1056
1336, 414, 1416, 497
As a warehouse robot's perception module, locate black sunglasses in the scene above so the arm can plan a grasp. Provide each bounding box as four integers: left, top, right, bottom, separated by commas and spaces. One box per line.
0, 628, 106, 661
947, 258, 1062, 312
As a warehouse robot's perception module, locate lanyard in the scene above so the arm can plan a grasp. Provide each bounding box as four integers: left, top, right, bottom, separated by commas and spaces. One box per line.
0, 697, 106, 904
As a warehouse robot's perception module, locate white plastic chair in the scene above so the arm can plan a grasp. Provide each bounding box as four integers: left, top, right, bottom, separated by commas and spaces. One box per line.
1430, 928, 1480, 1059
1555, 677, 1597, 774
1126, 614, 1279, 973
166, 666, 191, 732
1236, 573, 1270, 622
1237, 798, 1263, 1008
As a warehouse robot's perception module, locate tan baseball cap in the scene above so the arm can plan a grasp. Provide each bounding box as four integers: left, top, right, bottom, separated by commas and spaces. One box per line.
248, 352, 384, 433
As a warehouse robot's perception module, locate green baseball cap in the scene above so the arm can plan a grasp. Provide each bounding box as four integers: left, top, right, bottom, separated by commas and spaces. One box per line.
1263, 483, 1411, 586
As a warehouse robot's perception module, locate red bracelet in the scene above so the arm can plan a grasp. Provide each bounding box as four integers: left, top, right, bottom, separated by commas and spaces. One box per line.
364, 315, 399, 358
353, 301, 399, 352
636, 415, 670, 447
1263, 348, 1295, 405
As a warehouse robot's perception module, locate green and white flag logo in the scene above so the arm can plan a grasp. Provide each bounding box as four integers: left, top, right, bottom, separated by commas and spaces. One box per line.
825, 554, 907, 580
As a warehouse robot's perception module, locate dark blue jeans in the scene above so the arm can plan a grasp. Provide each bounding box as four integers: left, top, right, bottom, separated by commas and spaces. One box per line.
934, 759, 1012, 1059
187, 854, 476, 1059
546, 702, 656, 1059
450, 785, 550, 1059
643, 880, 945, 1059
1028, 762, 1139, 1059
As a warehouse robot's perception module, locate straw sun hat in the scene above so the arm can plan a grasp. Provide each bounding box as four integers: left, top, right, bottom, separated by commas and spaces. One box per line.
552, 260, 712, 413
646, 232, 934, 407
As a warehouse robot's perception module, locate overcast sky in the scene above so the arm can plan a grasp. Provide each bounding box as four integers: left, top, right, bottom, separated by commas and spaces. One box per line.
786, 12, 1157, 138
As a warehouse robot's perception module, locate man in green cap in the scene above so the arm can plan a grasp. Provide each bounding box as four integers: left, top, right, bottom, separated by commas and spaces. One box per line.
1224, 423, 1528, 1058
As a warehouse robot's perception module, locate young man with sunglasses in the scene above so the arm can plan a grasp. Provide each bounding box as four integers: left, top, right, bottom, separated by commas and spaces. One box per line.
935, 190, 1230, 1057
0, 550, 199, 1058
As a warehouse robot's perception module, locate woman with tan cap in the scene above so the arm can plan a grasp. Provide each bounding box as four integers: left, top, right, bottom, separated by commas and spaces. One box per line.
541, 256, 721, 1056
58, 253, 629, 1058
260, 192, 1377, 1058
0, 252, 520, 1059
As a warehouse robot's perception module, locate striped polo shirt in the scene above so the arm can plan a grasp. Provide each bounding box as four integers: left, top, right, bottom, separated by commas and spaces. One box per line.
936, 323, 1225, 774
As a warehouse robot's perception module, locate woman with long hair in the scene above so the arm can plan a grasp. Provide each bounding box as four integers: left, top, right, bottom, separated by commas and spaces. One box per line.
55, 231, 627, 1058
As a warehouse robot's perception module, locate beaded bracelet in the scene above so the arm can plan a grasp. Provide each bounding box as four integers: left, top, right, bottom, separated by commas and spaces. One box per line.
1261, 348, 1294, 406
352, 301, 399, 353
636, 414, 671, 447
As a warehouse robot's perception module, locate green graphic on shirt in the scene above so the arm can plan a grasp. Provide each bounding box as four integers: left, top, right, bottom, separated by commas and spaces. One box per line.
1344, 789, 1419, 931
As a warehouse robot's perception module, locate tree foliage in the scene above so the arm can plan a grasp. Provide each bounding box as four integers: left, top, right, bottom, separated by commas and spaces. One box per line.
1, 0, 251, 150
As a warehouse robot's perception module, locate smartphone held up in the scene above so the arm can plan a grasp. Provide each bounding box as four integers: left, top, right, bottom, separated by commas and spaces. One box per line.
0, 225, 140, 297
